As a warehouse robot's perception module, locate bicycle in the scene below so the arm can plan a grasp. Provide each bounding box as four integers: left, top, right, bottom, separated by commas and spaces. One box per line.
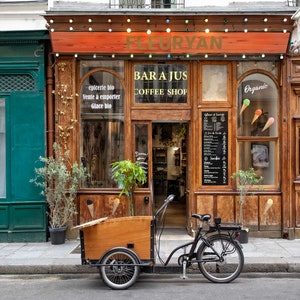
154, 194, 244, 284
80, 194, 244, 289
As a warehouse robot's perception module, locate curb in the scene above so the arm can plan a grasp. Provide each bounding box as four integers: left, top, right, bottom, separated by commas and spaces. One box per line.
1, 263, 300, 275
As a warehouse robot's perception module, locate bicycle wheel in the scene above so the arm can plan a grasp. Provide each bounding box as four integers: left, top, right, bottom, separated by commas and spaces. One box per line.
197, 234, 244, 283
99, 247, 140, 290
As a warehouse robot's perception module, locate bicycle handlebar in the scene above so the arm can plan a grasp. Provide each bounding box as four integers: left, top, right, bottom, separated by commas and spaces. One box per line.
154, 194, 175, 219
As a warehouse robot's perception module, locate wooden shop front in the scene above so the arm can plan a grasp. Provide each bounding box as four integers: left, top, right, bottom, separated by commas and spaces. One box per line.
44, 11, 299, 238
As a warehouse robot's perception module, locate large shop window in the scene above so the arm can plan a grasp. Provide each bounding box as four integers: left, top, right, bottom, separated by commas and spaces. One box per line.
237, 73, 278, 185
134, 64, 188, 103
80, 62, 124, 188
0, 98, 5, 197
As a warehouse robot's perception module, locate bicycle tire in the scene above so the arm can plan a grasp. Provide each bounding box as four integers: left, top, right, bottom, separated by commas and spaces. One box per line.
99, 247, 140, 290
197, 234, 244, 283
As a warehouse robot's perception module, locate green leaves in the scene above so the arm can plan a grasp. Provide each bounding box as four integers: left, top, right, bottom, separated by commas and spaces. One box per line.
30, 143, 87, 228
231, 168, 263, 195
111, 159, 147, 215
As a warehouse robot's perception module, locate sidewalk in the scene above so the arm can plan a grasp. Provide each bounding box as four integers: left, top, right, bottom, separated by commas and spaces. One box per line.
0, 231, 300, 275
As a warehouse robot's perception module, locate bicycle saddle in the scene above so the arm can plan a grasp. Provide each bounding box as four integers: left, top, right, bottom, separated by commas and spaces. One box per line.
192, 214, 211, 222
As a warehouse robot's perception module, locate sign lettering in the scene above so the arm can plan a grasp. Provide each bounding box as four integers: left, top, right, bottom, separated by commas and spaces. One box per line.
51, 32, 290, 54
134, 64, 188, 103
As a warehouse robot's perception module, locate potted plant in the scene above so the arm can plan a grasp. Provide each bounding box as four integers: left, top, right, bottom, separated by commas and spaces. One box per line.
30, 142, 87, 244
111, 159, 147, 216
231, 167, 263, 243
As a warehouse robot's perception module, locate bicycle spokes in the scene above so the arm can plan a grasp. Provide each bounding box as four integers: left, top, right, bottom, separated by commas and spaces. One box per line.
197, 235, 244, 283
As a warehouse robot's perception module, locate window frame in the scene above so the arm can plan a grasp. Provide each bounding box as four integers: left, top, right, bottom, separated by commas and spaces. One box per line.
198, 61, 232, 108
132, 61, 190, 107
78, 64, 126, 189
236, 70, 280, 188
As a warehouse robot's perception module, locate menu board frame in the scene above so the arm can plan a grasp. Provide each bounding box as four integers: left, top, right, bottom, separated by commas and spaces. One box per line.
202, 111, 228, 186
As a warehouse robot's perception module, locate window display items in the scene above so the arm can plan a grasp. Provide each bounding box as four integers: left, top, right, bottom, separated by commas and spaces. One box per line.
240, 99, 250, 114
262, 117, 275, 132
251, 144, 269, 168
251, 109, 263, 124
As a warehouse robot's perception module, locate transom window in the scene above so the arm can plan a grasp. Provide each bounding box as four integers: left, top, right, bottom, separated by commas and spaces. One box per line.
134, 64, 188, 104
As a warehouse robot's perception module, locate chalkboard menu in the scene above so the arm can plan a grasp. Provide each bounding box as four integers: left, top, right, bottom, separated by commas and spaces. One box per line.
202, 112, 228, 185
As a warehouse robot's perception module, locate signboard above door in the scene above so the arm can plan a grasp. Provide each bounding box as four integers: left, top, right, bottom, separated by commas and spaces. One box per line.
50, 32, 290, 55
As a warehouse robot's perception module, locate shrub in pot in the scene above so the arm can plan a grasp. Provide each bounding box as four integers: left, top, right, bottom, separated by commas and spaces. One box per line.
30, 143, 87, 244
231, 167, 263, 243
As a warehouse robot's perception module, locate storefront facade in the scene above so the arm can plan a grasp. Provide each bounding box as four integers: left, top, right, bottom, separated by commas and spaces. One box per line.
44, 3, 300, 239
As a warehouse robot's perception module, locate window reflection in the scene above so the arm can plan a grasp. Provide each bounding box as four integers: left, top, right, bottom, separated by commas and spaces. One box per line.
80, 62, 125, 188
135, 124, 149, 187
237, 73, 278, 137
237, 71, 278, 186
81, 119, 124, 188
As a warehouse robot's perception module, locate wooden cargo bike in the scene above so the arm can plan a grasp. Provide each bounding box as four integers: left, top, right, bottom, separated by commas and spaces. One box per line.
76, 195, 245, 290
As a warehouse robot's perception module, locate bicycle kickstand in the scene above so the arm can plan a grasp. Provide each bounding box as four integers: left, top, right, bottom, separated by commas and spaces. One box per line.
180, 260, 188, 280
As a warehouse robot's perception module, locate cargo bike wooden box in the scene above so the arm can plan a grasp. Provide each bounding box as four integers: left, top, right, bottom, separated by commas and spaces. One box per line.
76, 215, 154, 289
76, 195, 245, 290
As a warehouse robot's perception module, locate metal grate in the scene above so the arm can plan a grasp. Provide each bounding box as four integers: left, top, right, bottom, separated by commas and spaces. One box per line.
0, 74, 36, 91
109, 0, 185, 8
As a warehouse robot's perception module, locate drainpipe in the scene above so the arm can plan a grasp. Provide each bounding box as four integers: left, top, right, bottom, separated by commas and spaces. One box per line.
46, 51, 55, 157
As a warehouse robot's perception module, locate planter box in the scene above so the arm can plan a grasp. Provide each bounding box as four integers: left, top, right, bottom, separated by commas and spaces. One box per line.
77, 216, 153, 261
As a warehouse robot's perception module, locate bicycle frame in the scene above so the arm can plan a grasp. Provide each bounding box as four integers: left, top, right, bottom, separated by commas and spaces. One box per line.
154, 195, 242, 272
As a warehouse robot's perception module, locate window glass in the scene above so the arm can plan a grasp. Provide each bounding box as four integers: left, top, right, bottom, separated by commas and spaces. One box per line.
237, 61, 278, 79
238, 141, 276, 185
134, 64, 188, 103
80, 64, 124, 188
237, 73, 278, 185
0, 98, 5, 197
135, 124, 149, 187
237, 73, 278, 137
202, 65, 227, 101
80, 61, 124, 78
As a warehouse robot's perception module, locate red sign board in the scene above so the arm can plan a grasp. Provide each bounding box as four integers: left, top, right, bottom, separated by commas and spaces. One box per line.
50, 32, 290, 54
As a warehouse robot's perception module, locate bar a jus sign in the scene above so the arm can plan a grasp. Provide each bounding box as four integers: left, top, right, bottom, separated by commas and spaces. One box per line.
50, 32, 290, 54
134, 64, 188, 103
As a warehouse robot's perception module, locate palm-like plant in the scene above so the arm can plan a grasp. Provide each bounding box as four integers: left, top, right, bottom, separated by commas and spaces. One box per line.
111, 159, 147, 216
